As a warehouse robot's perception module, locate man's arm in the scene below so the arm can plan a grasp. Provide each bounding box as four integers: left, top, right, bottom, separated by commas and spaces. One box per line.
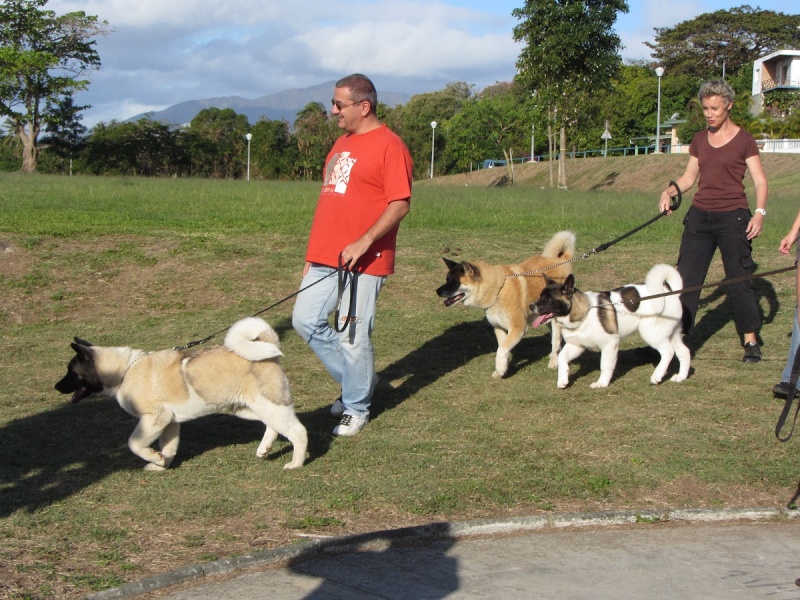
340, 199, 410, 268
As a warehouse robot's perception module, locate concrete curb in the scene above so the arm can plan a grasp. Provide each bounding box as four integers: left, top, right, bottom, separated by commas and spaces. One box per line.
85, 506, 799, 599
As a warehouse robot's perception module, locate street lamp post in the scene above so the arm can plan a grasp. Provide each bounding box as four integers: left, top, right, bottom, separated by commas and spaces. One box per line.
530, 122, 535, 162
429, 121, 437, 179
245, 133, 252, 181
654, 67, 664, 154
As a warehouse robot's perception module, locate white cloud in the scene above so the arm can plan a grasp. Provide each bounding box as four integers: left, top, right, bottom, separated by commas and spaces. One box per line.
44, 0, 796, 127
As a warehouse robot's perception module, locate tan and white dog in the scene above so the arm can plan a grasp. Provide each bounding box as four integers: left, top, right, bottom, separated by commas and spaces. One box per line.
55, 317, 308, 470
530, 264, 691, 388
436, 231, 576, 378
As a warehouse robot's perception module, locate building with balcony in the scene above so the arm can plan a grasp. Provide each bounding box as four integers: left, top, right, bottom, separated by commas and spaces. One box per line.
751, 49, 800, 115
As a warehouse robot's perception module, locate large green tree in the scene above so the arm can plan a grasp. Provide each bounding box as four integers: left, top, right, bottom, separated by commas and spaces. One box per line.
83, 118, 187, 176
0, 0, 108, 172
513, 0, 629, 188
293, 101, 336, 180
248, 118, 295, 180
387, 82, 472, 179
188, 107, 250, 178
444, 82, 536, 179
40, 91, 86, 174
646, 6, 800, 79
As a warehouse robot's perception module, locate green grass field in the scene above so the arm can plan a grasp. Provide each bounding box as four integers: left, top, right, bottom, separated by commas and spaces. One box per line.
1, 163, 800, 598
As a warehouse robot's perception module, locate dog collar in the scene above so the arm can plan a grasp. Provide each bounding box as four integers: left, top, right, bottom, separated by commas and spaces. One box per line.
123, 351, 149, 379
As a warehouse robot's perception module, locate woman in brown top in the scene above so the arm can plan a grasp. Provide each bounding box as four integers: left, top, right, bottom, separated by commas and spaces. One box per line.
659, 79, 768, 363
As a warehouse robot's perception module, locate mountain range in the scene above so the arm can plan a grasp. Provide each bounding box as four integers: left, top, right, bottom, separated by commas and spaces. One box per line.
127, 81, 412, 126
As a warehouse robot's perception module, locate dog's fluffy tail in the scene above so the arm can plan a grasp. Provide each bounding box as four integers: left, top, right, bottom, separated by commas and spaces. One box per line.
224, 317, 283, 361
644, 264, 683, 314
542, 230, 576, 260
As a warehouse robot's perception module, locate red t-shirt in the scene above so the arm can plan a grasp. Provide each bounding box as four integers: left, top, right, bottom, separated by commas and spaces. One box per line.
305, 124, 412, 276
689, 128, 760, 212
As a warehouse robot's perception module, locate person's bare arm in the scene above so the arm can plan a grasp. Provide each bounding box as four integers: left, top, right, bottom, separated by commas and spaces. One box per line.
745, 153, 768, 240
658, 156, 699, 214
340, 199, 410, 268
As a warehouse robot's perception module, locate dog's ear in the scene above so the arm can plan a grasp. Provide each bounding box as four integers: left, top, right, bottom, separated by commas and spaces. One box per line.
442, 257, 458, 269
70, 341, 94, 359
562, 274, 575, 295
74, 337, 93, 347
462, 261, 478, 277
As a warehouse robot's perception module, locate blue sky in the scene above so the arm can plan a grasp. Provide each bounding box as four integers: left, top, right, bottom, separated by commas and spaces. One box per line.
47, 0, 797, 126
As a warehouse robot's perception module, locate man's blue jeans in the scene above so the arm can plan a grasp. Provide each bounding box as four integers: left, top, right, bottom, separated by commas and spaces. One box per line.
781, 308, 800, 389
292, 264, 385, 417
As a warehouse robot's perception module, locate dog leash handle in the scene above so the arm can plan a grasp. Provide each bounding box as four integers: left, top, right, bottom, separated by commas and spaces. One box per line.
667, 180, 682, 213
334, 253, 358, 333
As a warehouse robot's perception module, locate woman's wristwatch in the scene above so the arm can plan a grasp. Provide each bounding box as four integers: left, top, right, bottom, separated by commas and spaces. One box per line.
755, 208, 766, 217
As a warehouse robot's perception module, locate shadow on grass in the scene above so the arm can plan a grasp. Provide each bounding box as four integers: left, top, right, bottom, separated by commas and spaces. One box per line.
687, 276, 780, 353
0, 395, 294, 519
1, 396, 136, 519
371, 320, 554, 420
0, 318, 551, 516
0, 315, 302, 518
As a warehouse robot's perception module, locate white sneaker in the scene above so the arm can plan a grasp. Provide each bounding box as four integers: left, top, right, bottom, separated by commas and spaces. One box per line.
330, 375, 378, 418
333, 413, 369, 437
330, 398, 344, 418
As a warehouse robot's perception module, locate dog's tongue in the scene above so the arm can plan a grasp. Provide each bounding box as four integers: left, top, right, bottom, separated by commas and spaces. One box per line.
532, 313, 554, 328
70, 387, 89, 404
443, 293, 465, 307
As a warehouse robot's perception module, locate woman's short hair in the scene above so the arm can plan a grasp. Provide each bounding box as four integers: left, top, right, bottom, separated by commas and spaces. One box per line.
335, 74, 378, 112
698, 80, 735, 105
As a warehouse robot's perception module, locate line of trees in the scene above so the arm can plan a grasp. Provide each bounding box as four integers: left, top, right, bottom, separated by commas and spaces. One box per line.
1, 2, 799, 182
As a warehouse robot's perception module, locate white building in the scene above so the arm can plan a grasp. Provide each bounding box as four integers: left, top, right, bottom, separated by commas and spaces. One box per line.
751, 49, 800, 116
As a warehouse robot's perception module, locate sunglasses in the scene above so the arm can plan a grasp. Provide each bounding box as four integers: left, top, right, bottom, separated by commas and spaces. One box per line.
331, 99, 366, 110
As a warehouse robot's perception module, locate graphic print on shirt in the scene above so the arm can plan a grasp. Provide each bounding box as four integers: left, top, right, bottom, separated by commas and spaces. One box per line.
322, 152, 357, 195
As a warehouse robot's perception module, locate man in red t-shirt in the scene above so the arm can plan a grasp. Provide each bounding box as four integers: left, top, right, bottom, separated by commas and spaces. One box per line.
292, 74, 413, 437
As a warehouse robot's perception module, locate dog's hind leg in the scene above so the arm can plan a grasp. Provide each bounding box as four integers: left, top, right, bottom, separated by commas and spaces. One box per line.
256, 426, 279, 459
274, 413, 308, 470
245, 402, 308, 469
648, 342, 676, 385
669, 331, 691, 383
129, 413, 172, 470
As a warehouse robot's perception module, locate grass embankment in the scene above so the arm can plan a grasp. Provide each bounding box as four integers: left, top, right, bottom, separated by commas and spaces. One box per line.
1, 157, 800, 597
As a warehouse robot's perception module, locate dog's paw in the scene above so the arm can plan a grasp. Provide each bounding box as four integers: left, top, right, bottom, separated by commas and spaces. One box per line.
256, 446, 271, 458
283, 462, 303, 470
492, 370, 504, 379
590, 381, 609, 389
548, 356, 558, 369
143, 463, 168, 472
557, 379, 569, 389
650, 376, 663, 385
669, 374, 686, 383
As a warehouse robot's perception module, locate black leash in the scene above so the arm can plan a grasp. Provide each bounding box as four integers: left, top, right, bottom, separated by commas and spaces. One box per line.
592, 181, 683, 254
512, 182, 683, 280
618, 264, 797, 306
334, 254, 358, 333
173, 257, 348, 351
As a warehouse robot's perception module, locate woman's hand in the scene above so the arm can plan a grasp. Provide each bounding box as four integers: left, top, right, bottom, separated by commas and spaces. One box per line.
746, 213, 763, 240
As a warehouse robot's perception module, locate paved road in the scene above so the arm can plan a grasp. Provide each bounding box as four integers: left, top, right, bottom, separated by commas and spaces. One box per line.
89, 509, 800, 600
